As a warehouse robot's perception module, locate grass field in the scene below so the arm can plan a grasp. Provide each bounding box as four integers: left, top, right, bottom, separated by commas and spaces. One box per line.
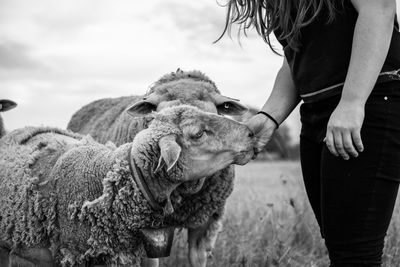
161, 161, 400, 267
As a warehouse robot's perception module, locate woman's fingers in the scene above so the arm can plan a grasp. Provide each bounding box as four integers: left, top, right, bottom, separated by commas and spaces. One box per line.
255, 132, 272, 154
325, 130, 339, 157
342, 131, 359, 158
326, 129, 364, 159
351, 130, 364, 152
326, 129, 349, 159
333, 130, 349, 160
246, 114, 277, 155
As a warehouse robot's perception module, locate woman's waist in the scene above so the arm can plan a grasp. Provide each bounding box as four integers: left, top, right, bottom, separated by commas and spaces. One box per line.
299, 69, 400, 103
300, 79, 400, 120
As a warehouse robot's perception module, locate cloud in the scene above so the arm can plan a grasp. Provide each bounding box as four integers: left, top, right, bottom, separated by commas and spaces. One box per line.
0, 41, 42, 70
157, 1, 224, 41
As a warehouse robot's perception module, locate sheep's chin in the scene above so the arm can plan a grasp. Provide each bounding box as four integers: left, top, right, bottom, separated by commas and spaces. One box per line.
233, 151, 253, 165
176, 177, 206, 195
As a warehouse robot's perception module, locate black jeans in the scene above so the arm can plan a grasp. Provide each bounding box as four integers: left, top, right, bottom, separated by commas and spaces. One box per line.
300, 81, 400, 266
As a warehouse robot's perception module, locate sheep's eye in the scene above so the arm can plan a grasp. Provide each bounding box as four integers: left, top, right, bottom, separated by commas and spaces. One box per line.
224, 102, 230, 109
191, 130, 204, 139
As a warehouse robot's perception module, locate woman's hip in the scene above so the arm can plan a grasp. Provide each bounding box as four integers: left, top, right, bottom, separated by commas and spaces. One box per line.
300, 81, 400, 181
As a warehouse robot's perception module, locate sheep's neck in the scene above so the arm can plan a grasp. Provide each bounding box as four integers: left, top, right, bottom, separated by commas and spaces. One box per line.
129, 145, 180, 214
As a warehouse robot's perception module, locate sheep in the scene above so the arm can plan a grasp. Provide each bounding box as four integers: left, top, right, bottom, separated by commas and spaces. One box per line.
0, 105, 254, 267
67, 69, 248, 145
0, 99, 17, 138
67, 69, 249, 266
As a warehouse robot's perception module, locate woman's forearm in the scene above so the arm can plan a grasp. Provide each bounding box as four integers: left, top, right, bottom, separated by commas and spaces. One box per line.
342, 0, 396, 105
260, 57, 300, 124
245, 57, 298, 153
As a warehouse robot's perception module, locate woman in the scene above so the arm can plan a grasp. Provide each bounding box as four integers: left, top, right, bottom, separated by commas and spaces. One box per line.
219, 0, 400, 266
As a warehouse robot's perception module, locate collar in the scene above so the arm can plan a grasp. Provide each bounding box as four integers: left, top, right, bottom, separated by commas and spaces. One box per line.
128, 146, 163, 212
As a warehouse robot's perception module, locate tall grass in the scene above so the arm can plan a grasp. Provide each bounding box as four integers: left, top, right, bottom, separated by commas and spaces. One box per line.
161, 161, 400, 267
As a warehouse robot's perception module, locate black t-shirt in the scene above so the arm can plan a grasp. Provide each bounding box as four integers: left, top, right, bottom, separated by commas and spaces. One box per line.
274, 1, 400, 103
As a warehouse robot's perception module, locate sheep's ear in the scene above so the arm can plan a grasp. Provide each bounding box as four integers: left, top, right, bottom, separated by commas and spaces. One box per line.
155, 135, 181, 173
0, 100, 17, 112
126, 95, 158, 117
214, 95, 248, 116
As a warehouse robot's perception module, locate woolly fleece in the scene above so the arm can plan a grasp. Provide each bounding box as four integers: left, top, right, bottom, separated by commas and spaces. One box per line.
0, 124, 186, 266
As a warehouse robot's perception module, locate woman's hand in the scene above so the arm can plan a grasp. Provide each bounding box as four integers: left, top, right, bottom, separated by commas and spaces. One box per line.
325, 101, 365, 160
245, 114, 278, 157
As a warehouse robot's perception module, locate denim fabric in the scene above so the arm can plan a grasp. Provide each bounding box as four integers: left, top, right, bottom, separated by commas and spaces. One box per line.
299, 81, 400, 266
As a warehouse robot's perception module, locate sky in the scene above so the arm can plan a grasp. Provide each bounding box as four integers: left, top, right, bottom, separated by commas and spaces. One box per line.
1, 0, 399, 143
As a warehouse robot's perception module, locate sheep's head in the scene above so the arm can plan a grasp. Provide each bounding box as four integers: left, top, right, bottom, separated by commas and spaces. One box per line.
0, 99, 17, 113
143, 105, 254, 182
126, 69, 248, 116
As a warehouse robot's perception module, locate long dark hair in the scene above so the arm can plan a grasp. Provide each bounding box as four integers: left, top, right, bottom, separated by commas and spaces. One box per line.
216, 0, 343, 53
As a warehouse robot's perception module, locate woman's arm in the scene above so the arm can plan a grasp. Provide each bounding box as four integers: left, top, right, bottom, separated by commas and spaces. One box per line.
246, 56, 299, 154
325, 0, 396, 159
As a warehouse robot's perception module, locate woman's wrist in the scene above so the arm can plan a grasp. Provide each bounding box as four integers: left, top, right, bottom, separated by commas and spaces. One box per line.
257, 111, 280, 129
339, 93, 367, 107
